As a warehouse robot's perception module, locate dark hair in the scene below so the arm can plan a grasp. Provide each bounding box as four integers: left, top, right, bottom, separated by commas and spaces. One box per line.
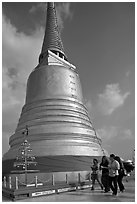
115, 156, 120, 162
101, 156, 109, 163
115, 156, 124, 169
110, 154, 115, 158
93, 158, 98, 163
100, 156, 109, 166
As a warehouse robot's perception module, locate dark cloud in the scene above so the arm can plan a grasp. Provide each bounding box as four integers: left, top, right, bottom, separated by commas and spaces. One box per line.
7, 67, 18, 78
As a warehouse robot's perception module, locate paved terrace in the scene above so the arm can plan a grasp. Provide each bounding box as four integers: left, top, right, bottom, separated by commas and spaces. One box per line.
3, 175, 135, 202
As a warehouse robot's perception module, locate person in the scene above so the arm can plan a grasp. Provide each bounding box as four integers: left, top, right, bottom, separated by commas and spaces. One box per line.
108, 154, 120, 196
115, 156, 125, 192
99, 156, 110, 192
91, 158, 103, 190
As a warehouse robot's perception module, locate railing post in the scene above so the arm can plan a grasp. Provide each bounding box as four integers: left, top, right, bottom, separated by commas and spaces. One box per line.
15, 177, 18, 190
35, 176, 38, 188
9, 176, 12, 189
52, 174, 55, 186
66, 174, 68, 184
78, 173, 81, 183
89, 172, 91, 182
3, 176, 6, 188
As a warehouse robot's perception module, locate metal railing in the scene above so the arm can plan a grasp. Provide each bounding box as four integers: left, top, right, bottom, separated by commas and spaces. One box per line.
2, 172, 91, 190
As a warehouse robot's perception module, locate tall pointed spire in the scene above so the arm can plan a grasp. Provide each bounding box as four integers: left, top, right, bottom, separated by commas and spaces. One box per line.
39, 2, 67, 63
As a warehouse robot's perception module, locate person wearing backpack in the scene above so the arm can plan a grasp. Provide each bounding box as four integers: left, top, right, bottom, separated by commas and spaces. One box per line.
115, 156, 125, 192
108, 154, 120, 196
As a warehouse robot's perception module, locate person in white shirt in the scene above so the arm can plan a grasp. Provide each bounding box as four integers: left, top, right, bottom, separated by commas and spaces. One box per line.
108, 154, 120, 196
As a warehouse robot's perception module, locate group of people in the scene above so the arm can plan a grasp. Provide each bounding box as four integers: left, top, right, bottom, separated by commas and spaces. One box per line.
90, 154, 125, 196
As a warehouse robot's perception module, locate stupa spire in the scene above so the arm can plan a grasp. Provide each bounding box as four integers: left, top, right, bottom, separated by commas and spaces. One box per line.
39, 2, 67, 63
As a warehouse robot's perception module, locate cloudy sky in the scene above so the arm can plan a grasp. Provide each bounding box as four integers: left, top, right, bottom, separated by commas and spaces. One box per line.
2, 2, 135, 160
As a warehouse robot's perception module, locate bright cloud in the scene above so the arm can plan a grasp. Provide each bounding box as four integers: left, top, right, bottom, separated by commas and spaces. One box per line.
97, 126, 133, 141
97, 83, 130, 115
97, 126, 118, 140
